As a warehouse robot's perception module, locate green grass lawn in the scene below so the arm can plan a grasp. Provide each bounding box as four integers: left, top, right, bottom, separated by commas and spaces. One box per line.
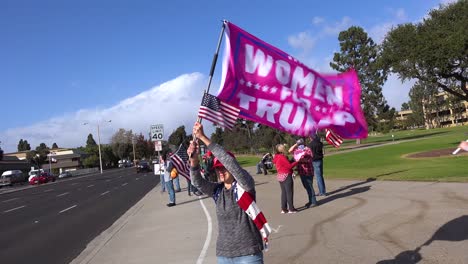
238, 126, 468, 182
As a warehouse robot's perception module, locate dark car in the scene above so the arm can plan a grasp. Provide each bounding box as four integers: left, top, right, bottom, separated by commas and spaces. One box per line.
136, 161, 151, 173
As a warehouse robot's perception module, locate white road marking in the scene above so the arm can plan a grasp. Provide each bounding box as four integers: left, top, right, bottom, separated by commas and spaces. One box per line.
4, 205, 26, 213
105, 180, 111, 182
70, 183, 78, 186
121, 183, 128, 186
2, 198, 19, 203
100, 191, 110, 196
196, 197, 213, 264
271, 225, 283, 233
43, 189, 54, 192
118, 176, 122, 178
87, 184, 94, 188
57, 192, 69, 197
136, 178, 140, 180
59, 205, 77, 214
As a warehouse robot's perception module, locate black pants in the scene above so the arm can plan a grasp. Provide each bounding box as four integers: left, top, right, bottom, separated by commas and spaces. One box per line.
279, 175, 294, 210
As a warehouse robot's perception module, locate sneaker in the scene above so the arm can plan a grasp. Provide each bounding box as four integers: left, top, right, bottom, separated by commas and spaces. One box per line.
288, 209, 298, 214
166, 203, 176, 207
281, 209, 288, 214
309, 203, 318, 208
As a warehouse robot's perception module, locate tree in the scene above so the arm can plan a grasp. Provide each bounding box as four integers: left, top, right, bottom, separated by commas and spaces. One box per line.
401, 103, 410, 111
101, 145, 119, 168
86, 134, 97, 147
134, 133, 154, 160
382, 0, 468, 101
168, 126, 188, 147
111, 128, 133, 159
0, 147, 3, 161
210, 127, 225, 145
52, 142, 59, 149
330, 26, 391, 133
17, 139, 31, 151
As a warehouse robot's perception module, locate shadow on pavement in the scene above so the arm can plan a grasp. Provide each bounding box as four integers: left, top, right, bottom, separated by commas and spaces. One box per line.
297, 185, 372, 211
376, 215, 468, 264
175, 195, 211, 206
326, 178, 376, 196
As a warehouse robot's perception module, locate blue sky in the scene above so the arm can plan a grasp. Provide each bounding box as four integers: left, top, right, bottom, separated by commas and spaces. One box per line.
0, 0, 455, 152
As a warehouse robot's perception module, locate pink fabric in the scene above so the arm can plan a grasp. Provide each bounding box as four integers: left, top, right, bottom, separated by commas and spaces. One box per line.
276, 172, 289, 182
217, 21, 368, 139
293, 147, 312, 161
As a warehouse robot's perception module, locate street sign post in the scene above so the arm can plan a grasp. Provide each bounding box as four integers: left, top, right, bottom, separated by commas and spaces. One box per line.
154, 141, 162, 151
150, 124, 164, 142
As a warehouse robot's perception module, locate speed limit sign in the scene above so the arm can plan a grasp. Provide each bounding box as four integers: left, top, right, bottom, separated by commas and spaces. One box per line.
150, 124, 164, 142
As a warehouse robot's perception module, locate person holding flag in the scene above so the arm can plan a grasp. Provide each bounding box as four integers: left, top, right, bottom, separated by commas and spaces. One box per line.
189, 122, 270, 264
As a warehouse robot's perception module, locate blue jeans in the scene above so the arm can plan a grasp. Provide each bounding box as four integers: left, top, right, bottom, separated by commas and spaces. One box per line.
313, 160, 326, 194
160, 174, 165, 192
217, 252, 263, 264
165, 180, 175, 203
173, 176, 181, 191
299, 175, 317, 204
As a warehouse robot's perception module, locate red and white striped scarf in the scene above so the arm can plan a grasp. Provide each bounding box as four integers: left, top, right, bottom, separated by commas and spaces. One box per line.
233, 182, 271, 250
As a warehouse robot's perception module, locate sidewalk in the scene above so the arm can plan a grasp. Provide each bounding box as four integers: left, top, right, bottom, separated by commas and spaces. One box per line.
71, 166, 468, 264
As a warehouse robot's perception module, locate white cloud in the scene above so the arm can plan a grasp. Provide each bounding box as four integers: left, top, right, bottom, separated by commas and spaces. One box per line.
287, 31, 316, 53
323, 16, 352, 35
382, 73, 416, 111
312, 16, 324, 25
0, 73, 209, 153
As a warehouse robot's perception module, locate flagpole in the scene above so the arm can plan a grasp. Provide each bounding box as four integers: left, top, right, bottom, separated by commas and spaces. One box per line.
197, 20, 227, 124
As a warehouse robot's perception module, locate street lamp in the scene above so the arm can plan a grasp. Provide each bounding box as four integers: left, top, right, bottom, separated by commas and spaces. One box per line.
83, 120, 112, 174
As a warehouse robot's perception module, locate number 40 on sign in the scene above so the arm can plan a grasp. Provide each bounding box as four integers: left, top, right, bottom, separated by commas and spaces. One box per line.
151, 124, 164, 142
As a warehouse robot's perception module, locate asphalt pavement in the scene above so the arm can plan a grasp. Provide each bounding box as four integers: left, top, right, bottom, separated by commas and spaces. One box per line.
0, 167, 157, 264
69, 166, 468, 264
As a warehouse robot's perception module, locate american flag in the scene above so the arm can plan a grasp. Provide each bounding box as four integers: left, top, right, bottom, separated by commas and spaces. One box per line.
198, 93, 240, 129
325, 128, 343, 148
170, 144, 190, 181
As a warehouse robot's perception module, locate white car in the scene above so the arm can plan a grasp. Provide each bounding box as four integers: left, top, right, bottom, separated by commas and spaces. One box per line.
58, 171, 73, 179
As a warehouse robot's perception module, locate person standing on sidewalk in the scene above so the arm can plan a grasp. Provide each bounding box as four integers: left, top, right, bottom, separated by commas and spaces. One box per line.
162, 155, 176, 207
308, 134, 326, 196
273, 144, 299, 214
289, 139, 318, 208
189, 122, 269, 264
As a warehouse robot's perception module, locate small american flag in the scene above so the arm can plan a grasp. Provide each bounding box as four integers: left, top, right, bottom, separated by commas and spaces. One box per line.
325, 128, 343, 148
170, 144, 190, 181
198, 93, 240, 129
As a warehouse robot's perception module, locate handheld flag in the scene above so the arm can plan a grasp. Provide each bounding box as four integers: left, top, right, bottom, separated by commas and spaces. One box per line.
198, 93, 240, 129
170, 144, 190, 181
325, 128, 343, 148
216, 21, 368, 139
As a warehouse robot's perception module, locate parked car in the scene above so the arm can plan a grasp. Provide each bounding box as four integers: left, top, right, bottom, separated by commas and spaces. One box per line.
58, 171, 73, 179
0, 170, 27, 187
29, 172, 56, 185
136, 161, 151, 173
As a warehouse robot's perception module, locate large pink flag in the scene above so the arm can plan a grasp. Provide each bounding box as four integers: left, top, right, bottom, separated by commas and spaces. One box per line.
217, 21, 368, 139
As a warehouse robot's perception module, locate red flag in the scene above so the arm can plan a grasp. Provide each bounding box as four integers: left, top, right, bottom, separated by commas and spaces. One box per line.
325, 128, 343, 148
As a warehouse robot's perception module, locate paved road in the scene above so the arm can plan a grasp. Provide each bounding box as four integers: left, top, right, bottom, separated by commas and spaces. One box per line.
0, 168, 158, 264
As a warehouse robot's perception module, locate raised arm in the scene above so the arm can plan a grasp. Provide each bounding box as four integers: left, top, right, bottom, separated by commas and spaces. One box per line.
191, 122, 255, 192
188, 140, 220, 196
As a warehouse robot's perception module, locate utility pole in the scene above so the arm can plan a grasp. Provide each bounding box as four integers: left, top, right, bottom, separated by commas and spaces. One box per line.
132, 136, 136, 166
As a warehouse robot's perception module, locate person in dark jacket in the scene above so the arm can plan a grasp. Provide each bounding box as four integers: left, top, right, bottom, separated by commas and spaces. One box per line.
308, 134, 326, 196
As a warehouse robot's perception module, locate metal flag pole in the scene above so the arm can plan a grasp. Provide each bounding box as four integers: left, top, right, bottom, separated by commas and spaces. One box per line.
196, 20, 227, 124
191, 20, 227, 158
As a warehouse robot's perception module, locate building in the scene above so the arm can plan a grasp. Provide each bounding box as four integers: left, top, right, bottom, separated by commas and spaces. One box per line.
0, 155, 31, 175
396, 92, 468, 129
41, 149, 88, 173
